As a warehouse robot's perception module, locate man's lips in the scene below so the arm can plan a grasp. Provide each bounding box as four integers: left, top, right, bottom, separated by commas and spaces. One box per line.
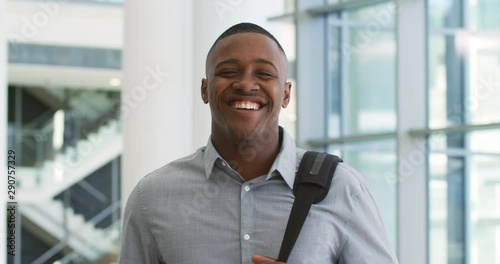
227, 99, 266, 111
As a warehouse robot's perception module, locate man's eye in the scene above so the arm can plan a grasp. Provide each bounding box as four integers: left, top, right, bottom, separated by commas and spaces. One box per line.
257, 72, 275, 78
218, 71, 238, 77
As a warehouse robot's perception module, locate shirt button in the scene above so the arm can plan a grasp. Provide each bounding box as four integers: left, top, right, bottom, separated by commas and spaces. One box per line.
244, 185, 251, 192
221, 161, 227, 167
243, 234, 250, 240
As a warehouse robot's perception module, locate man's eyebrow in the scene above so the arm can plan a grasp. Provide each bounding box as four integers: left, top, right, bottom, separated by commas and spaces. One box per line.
215, 59, 239, 68
253, 58, 278, 71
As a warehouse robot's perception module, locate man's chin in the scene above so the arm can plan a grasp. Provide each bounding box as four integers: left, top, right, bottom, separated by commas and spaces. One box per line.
228, 123, 278, 142
229, 126, 259, 142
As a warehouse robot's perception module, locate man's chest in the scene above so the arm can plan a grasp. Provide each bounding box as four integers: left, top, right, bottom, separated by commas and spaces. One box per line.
147, 177, 345, 264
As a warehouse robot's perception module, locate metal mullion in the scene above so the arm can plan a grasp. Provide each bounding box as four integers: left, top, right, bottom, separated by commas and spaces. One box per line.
442, 0, 467, 261
308, 0, 391, 16
329, 20, 395, 30
306, 131, 396, 147
328, 142, 396, 153
396, 0, 428, 262
429, 28, 463, 36
323, 11, 330, 152
408, 122, 500, 137
430, 149, 500, 158
325, 14, 333, 141
269, 0, 395, 22
305, 121, 500, 148
429, 28, 500, 36
340, 9, 349, 146
462, 0, 472, 262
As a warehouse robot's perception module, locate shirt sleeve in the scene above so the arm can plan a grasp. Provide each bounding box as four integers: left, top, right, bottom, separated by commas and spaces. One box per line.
338, 166, 399, 264
119, 180, 164, 264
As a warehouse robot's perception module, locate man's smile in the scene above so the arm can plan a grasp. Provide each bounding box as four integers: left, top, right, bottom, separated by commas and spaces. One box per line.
229, 100, 262, 110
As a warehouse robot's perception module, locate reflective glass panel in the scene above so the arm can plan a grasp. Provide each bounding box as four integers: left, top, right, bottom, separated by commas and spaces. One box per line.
328, 139, 397, 248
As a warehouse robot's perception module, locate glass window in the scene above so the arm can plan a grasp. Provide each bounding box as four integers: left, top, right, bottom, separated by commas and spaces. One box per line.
470, 154, 500, 263
299, 0, 499, 261
346, 29, 395, 135
428, 0, 500, 262
471, 0, 500, 30
430, 136, 500, 264
326, 1, 397, 251
328, 2, 396, 136
468, 34, 500, 125
328, 139, 397, 247
347, 2, 397, 23
428, 0, 463, 29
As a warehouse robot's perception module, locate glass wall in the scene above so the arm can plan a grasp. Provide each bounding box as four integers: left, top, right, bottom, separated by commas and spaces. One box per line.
326, 1, 398, 248
295, 0, 500, 262
428, 0, 500, 263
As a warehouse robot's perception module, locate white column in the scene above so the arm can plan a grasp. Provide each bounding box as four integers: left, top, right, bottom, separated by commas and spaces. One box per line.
0, 0, 7, 260
396, 0, 428, 263
191, 0, 286, 150
121, 0, 193, 203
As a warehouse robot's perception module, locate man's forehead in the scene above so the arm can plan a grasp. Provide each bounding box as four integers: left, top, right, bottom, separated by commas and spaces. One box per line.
207, 32, 286, 66
218, 32, 275, 45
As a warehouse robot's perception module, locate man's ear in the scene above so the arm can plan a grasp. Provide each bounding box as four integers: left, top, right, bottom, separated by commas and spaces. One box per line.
282, 81, 292, 108
201, 78, 209, 104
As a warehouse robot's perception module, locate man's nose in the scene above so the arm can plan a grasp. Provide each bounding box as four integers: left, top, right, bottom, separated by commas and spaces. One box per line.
232, 74, 259, 93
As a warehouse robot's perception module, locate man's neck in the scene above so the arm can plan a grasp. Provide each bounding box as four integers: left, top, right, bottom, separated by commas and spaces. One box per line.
211, 128, 282, 181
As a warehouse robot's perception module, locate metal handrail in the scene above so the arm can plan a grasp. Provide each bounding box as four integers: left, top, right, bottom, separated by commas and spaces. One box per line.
58, 220, 122, 264
31, 241, 67, 264
23, 110, 56, 130
14, 108, 120, 167
90, 200, 121, 225
28, 200, 121, 264
77, 180, 110, 204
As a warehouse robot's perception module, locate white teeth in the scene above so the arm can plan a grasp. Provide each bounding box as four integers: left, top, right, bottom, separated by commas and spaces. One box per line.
232, 101, 259, 110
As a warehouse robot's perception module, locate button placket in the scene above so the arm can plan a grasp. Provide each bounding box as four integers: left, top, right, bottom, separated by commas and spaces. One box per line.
240, 182, 255, 263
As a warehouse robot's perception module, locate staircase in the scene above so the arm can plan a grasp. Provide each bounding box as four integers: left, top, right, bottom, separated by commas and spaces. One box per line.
18, 117, 122, 263
24, 88, 117, 123
20, 199, 120, 262
20, 118, 122, 200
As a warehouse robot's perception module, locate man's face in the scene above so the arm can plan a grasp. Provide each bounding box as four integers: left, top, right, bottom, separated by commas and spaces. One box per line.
202, 32, 291, 141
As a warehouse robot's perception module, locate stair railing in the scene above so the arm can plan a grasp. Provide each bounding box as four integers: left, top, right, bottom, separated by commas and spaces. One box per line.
30, 200, 121, 264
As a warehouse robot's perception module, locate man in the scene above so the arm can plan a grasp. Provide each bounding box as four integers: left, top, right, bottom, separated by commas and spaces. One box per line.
120, 23, 398, 264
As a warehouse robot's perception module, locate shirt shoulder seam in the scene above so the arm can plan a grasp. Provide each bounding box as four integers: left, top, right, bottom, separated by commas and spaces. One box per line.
137, 179, 165, 263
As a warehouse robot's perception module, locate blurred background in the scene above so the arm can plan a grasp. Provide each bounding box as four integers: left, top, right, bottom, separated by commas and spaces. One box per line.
1, 0, 499, 263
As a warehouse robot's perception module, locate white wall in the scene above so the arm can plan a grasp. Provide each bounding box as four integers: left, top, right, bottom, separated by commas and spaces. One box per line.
7, 1, 123, 48
6, 1, 124, 90
121, 0, 193, 204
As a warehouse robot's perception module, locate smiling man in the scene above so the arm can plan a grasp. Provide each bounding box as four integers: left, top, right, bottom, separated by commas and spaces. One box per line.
119, 23, 398, 264
201, 24, 291, 183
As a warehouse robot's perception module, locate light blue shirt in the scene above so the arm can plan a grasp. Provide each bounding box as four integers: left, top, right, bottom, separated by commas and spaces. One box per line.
119, 128, 398, 264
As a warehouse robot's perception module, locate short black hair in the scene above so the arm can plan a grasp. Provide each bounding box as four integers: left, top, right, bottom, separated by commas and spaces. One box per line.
207, 22, 286, 58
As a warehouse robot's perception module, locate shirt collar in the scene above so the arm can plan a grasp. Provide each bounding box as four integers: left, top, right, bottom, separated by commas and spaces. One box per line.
203, 138, 221, 180
203, 127, 297, 189
265, 127, 297, 189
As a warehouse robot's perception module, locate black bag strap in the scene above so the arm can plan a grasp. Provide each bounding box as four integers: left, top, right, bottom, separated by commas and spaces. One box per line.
277, 151, 342, 262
